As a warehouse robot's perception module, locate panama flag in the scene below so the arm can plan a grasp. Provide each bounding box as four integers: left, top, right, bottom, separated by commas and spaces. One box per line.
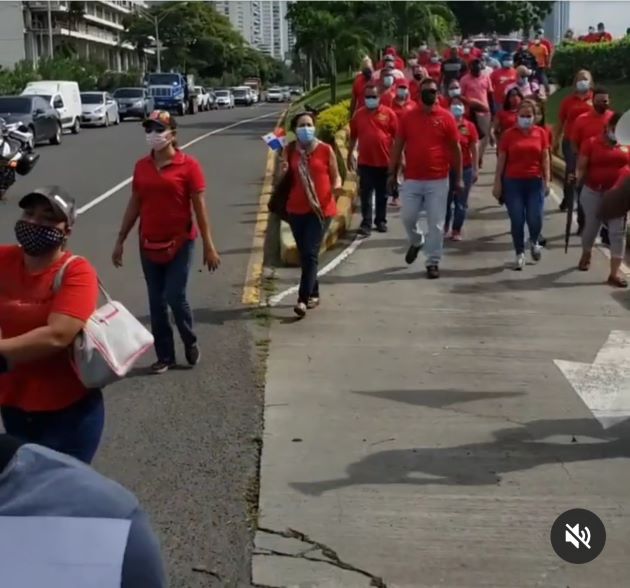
262, 127, 286, 151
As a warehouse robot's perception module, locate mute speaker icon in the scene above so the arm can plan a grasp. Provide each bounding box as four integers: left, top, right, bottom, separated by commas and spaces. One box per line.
565, 523, 591, 549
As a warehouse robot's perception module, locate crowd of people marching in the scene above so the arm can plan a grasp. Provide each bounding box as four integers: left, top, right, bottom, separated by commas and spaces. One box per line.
277, 25, 630, 318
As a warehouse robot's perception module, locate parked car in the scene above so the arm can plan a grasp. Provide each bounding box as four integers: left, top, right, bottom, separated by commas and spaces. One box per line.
22, 81, 81, 134
214, 89, 234, 109
0, 95, 62, 145
281, 87, 292, 101
266, 87, 284, 102
233, 86, 254, 106
80, 92, 119, 127
113, 87, 154, 121
193, 86, 211, 111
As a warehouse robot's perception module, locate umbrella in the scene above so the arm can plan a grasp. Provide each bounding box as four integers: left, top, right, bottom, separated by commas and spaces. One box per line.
564, 182, 575, 253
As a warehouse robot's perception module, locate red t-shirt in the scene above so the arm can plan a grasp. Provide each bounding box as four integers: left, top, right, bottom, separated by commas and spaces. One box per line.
541, 38, 554, 57
497, 109, 518, 134
581, 135, 630, 191
425, 62, 442, 84
352, 73, 370, 110
438, 95, 449, 109
350, 105, 398, 167
500, 126, 549, 179
133, 151, 204, 241
559, 92, 593, 139
286, 142, 337, 218
0, 247, 98, 411
571, 110, 614, 149
454, 118, 479, 168
379, 88, 396, 108
398, 106, 459, 180
490, 67, 517, 104
391, 100, 416, 125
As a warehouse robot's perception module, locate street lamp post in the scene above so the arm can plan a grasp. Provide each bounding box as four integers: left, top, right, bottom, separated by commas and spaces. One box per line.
137, 3, 185, 73
47, 0, 54, 58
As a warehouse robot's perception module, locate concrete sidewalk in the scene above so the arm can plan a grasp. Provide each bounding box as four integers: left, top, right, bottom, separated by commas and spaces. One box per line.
254, 156, 630, 588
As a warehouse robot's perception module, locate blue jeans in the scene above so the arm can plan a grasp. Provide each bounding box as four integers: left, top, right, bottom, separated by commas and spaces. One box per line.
288, 213, 330, 304
445, 167, 474, 233
1, 391, 104, 464
141, 239, 196, 363
503, 177, 544, 254
400, 177, 450, 266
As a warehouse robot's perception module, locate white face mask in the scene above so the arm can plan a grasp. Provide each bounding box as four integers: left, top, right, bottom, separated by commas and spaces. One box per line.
146, 130, 171, 151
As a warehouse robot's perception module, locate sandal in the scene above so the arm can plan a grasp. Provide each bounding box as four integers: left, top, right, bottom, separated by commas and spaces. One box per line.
607, 274, 628, 288
578, 251, 591, 271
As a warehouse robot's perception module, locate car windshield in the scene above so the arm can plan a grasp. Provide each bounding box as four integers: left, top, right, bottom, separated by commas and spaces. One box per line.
269, 88, 281, 93
234, 90, 247, 96
0, 97, 31, 114
216, 91, 229, 97
147, 74, 179, 85
81, 93, 103, 104
114, 89, 142, 98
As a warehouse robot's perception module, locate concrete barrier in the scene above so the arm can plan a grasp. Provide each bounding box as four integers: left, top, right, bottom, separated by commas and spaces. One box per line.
279, 128, 357, 267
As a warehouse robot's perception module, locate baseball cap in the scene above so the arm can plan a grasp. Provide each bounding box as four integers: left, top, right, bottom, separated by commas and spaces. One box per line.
19, 186, 77, 226
142, 110, 177, 131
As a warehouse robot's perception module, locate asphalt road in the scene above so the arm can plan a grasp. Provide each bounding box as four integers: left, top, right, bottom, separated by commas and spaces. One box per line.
0, 103, 282, 587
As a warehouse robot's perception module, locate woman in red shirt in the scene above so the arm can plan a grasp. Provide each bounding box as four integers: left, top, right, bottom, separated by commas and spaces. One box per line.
576, 112, 629, 286
493, 87, 523, 141
280, 111, 342, 318
493, 101, 550, 270
113, 110, 221, 373
554, 70, 594, 211
0, 186, 101, 463
445, 97, 479, 241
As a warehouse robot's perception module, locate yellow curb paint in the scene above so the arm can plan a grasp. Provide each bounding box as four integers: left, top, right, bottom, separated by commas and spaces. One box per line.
241, 112, 285, 306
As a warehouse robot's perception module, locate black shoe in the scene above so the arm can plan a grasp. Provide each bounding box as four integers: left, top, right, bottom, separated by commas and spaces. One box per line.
358, 225, 371, 237
151, 360, 176, 374
375, 222, 388, 233
426, 265, 440, 279
185, 344, 201, 366
559, 200, 568, 212
405, 244, 421, 264
538, 235, 547, 247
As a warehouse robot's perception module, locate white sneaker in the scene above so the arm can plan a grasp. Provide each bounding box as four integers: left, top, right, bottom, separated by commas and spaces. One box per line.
514, 253, 525, 271
531, 243, 542, 262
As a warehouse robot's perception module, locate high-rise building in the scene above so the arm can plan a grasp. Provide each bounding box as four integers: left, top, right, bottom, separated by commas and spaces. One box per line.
212, 0, 294, 61
0, 0, 151, 71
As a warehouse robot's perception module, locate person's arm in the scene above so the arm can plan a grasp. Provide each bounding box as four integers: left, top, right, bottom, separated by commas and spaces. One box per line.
542, 146, 551, 193
601, 175, 630, 220
328, 145, 342, 195
191, 190, 220, 271
576, 153, 588, 187
553, 103, 566, 152
471, 140, 479, 181
388, 135, 404, 187
347, 115, 358, 171
116, 192, 140, 245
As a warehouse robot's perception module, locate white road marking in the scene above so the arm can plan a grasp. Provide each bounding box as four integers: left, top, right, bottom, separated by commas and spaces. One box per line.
555, 330, 630, 429
76, 110, 281, 215
267, 235, 365, 307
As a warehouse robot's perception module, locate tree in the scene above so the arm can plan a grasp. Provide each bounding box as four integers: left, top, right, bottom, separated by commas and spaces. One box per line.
448, 1, 553, 37
390, 1, 456, 55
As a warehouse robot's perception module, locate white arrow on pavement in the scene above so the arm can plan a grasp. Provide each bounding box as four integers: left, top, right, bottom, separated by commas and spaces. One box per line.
555, 330, 630, 429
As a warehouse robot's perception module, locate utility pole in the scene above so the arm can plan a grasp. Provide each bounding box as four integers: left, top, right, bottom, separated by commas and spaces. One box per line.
154, 16, 161, 72
47, 0, 54, 58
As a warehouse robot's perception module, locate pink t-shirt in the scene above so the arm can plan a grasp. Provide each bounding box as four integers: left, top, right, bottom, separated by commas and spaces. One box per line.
460, 73, 493, 109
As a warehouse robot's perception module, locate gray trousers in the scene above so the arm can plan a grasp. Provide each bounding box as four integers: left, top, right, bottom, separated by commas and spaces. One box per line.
581, 185, 626, 258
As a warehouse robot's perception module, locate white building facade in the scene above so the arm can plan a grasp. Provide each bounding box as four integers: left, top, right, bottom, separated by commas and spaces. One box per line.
0, 0, 150, 71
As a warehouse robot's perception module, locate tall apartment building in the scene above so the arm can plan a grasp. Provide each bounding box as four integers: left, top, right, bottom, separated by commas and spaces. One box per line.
0, 0, 150, 71
212, 0, 294, 62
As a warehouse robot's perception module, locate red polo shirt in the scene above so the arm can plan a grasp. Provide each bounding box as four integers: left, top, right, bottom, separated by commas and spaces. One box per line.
490, 67, 517, 104
352, 73, 370, 110
454, 118, 479, 168
559, 92, 593, 140
425, 62, 442, 84
0, 247, 98, 411
398, 106, 459, 180
499, 126, 549, 179
581, 135, 630, 191
132, 150, 204, 242
350, 105, 398, 167
571, 109, 614, 149
379, 88, 396, 108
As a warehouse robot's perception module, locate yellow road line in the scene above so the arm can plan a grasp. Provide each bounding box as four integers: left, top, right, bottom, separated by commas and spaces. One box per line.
241, 112, 285, 306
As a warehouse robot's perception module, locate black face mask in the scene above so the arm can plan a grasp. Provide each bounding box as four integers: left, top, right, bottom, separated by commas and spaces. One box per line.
421, 89, 437, 106
471, 65, 481, 75
413, 73, 423, 81
362, 68, 372, 79
15, 220, 65, 256
594, 104, 608, 114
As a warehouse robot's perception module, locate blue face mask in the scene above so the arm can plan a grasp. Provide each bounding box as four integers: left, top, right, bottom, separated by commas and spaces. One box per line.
450, 104, 465, 118
502, 60, 514, 68
517, 116, 534, 129
448, 87, 461, 98
296, 126, 316, 144
383, 76, 394, 88
576, 79, 590, 93
396, 88, 409, 100
365, 97, 380, 109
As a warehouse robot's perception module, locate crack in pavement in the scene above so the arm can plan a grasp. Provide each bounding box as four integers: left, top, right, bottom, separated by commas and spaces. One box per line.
256, 527, 387, 587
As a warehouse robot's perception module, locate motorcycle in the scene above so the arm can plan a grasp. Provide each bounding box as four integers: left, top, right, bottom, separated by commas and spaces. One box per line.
0, 118, 39, 200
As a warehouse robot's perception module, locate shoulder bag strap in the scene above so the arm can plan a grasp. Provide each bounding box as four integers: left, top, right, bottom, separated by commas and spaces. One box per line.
53, 254, 112, 302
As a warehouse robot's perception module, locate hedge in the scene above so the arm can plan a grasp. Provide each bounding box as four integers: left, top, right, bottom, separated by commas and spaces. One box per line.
316, 99, 351, 144
552, 39, 630, 87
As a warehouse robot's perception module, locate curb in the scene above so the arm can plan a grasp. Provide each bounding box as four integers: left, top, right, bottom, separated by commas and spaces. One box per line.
280, 128, 356, 267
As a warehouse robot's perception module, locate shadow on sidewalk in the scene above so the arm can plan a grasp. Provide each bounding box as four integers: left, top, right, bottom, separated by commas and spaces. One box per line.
354, 389, 524, 409
290, 416, 630, 496
327, 264, 507, 284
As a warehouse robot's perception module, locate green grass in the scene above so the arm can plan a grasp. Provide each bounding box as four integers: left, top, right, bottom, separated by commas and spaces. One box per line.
547, 82, 630, 125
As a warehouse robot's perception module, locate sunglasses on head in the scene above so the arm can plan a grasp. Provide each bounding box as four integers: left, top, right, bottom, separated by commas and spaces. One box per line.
144, 123, 167, 133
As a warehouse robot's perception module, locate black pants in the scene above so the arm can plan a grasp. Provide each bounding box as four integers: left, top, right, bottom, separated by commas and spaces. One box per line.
358, 165, 388, 228
288, 213, 330, 304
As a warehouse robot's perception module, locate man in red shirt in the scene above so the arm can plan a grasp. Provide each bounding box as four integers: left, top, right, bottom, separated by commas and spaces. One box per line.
388, 78, 463, 279
350, 57, 374, 116
377, 64, 397, 107
425, 51, 442, 85
596, 22, 613, 42
349, 84, 398, 235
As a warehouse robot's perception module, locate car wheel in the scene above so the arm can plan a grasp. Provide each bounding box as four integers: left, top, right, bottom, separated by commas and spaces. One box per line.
71, 117, 80, 134
50, 123, 62, 145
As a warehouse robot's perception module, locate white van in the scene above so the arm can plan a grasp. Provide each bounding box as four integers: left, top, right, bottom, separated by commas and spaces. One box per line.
22, 81, 82, 134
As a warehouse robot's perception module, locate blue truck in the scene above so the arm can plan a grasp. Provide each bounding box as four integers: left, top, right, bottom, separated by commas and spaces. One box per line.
144, 73, 197, 116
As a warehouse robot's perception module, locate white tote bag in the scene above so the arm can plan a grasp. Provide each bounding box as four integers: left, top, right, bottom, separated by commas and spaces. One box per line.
54, 256, 154, 389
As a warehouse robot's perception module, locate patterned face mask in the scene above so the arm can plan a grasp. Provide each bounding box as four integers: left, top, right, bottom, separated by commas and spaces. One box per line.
15, 220, 65, 256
